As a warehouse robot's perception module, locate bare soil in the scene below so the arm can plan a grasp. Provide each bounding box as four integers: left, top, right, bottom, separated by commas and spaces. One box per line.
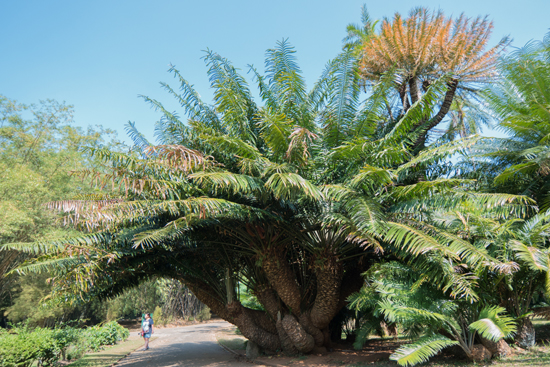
215, 323, 401, 367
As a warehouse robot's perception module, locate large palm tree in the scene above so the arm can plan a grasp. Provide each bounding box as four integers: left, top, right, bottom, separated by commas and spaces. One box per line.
5, 40, 524, 354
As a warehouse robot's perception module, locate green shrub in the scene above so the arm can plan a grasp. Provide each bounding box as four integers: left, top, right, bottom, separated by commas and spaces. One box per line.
82, 321, 129, 351
0, 322, 128, 366
197, 306, 211, 322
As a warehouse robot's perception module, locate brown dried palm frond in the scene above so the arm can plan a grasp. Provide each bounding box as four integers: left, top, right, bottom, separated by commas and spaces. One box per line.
144, 144, 216, 172
359, 7, 509, 87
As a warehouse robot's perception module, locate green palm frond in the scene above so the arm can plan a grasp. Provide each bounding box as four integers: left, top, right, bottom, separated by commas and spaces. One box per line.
256, 107, 291, 159
385, 75, 452, 142
469, 305, 516, 342
264, 39, 308, 122
265, 172, 323, 201
379, 300, 456, 326
392, 179, 474, 200
203, 50, 257, 143
396, 135, 483, 174
510, 240, 549, 271
350, 165, 395, 192
164, 65, 222, 131
190, 121, 263, 160
189, 171, 264, 197
316, 50, 361, 147
390, 334, 459, 367
3, 233, 112, 255
125, 121, 151, 152
380, 221, 459, 260
351, 71, 395, 138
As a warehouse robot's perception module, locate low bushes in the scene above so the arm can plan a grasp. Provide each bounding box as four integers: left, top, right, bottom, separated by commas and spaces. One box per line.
0, 321, 129, 367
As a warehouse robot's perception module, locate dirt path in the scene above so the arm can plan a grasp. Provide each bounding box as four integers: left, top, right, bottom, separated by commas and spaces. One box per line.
116, 321, 255, 367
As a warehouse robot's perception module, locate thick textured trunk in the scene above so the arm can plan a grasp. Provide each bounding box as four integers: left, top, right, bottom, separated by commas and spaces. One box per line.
229, 302, 281, 352
480, 337, 511, 358
184, 279, 280, 352
310, 258, 343, 330
399, 82, 410, 112
184, 279, 234, 322
516, 318, 536, 348
281, 314, 315, 353
276, 317, 300, 354
262, 251, 302, 315
299, 313, 325, 347
255, 287, 281, 320
409, 77, 420, 105
412, 78, 458, 150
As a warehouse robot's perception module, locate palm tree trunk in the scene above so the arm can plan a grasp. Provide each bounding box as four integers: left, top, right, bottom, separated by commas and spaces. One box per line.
409, 77, 420, 105
261, 250, 302, 315
310, 258, 343, 330
516, 318, 536, 348
412, 78, 458, 150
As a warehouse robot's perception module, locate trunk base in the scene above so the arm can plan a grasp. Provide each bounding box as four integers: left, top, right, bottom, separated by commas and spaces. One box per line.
516, 319, 535, 349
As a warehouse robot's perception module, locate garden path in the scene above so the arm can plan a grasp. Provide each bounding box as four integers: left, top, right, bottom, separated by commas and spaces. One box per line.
116, 321, 258, 367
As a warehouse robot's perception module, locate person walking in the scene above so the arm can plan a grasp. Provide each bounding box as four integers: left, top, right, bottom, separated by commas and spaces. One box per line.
141, 313, 154, 350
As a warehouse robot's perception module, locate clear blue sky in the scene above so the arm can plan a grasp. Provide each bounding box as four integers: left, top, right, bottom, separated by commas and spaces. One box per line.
1, 0, 548, 144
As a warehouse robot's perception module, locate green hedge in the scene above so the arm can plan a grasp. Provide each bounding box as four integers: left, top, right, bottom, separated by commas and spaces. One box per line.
0, 322, 129, 367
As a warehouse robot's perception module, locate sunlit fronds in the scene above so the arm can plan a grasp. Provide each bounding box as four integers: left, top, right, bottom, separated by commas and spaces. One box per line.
396, 135, 483, 173
190, 121, 263, 160
469, 305, 516, 342
203, 50, 257, 143
315, 50, 360, 147
189, 171, 264, 197
265, 173, 323, 201
257, 107, 291, 159
264, 39, 308, 121
390, 334, 458, 367
510, 240, 549, 271
350, 165, 395, 191
381, 221, 459, 260
125, 121, 151, 153
144, 144, 214, 172
2, 233, 112, 255
392, 179, 474, 200
164, 64, 222, 130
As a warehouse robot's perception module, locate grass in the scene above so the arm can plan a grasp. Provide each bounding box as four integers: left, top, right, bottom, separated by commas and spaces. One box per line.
68, 338, 144, 367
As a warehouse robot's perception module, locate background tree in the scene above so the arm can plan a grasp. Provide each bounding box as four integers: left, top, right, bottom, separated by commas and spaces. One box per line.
0, 95, 123, 322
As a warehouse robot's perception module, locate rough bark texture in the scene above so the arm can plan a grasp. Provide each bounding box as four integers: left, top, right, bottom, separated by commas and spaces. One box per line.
228, 301, 281, 352
184, 279, 233, 322
480, 338, 511, 358
281, 314, 315, 353
245, 308, 278, 335
262, 252, 302, 315
516, 318, 536, 348
399, 82, 410, 111
409, 77, 420, 105
412, 78, 459, 149
299, 313, 325, 347
469, 344, 492, 361
276, 318, 300, 354
311, 259, 343, 330
255, 287, 281, 320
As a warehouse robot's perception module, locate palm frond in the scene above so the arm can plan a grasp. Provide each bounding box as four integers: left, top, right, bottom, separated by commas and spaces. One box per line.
390, 334, 458, 367
469, 305, 516, 342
